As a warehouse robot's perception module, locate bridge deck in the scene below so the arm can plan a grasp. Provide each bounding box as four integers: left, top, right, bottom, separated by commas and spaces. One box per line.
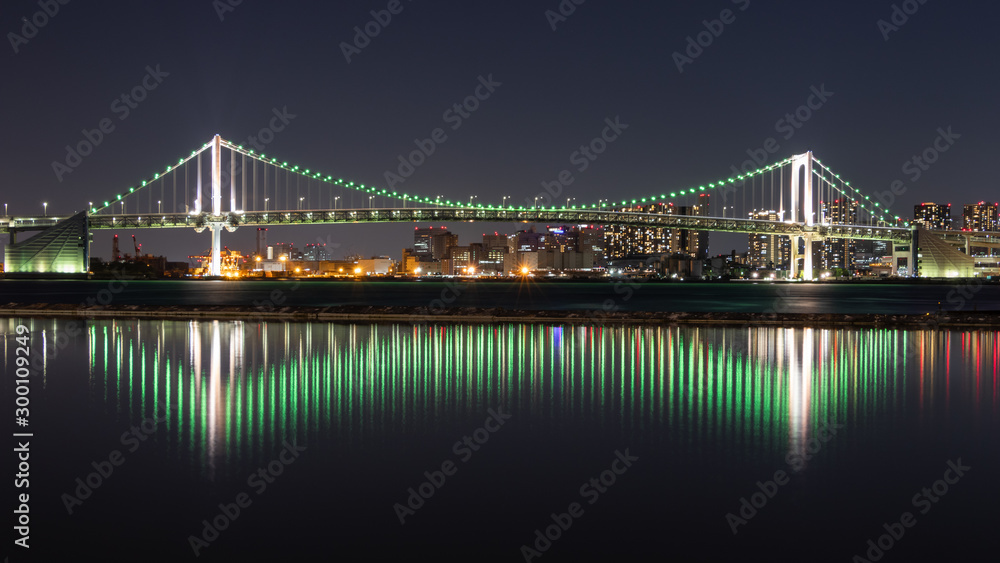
3, 208, 914, 242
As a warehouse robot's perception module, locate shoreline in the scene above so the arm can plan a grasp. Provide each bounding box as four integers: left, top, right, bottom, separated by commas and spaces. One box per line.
3, 303, 1000, 328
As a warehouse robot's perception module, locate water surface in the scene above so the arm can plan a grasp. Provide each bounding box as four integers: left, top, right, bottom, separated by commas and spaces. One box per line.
5, 318, 997, 561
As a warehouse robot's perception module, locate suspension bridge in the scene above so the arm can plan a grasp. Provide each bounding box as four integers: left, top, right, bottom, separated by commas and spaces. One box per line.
0, 135, 986, 278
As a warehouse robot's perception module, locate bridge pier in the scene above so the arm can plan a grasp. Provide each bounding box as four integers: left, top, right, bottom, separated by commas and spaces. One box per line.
803, 237, 814, 280
209, 223, 222, 276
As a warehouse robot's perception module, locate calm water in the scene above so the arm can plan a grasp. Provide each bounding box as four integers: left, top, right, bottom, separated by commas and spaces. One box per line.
3, 318, 998, 562
2, 279, 999, 313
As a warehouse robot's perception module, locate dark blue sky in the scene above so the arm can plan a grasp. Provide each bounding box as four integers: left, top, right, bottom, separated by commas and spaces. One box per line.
3, 0, 998, 261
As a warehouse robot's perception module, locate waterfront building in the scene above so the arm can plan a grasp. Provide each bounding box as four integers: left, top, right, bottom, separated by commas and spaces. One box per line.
819, 199, 858, 270
913, 203, 952, 230
747, 209, 791, 269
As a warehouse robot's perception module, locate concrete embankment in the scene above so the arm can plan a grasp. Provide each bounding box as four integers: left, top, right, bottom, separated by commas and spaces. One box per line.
3, 303, 1000, 329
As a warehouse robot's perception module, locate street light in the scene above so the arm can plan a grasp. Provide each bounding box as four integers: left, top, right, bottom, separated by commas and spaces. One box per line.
43, 202, 47, 216
4, 203, 7, 217
299, 196, 304, 211
265, 198, 269, 212
534, 196, 539, 210
567, 197, 575, 208
120, 201, 125, 214
469, 195, 477, 206
369, 196, 375, 209
158, 200, 162, 214
334, 196, 340, 210
502, 196, 510, 208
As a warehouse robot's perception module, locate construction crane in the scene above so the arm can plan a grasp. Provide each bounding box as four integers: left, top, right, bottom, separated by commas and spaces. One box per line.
131, 235, 141, 260
112, 234, 121, 261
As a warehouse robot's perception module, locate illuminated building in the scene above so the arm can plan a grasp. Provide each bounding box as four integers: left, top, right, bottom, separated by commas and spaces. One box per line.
605, 196, 709, 259
819, 199, 858, 270
413, 226, 440, 258
913, 203, 952, 230
747, 209, 791, 269
3, 212, 89, 275
604, 203, 675, 258
303, 243, 329, 261
962, 202, 998, 232
962, 202, 999, 256
675, 194, 710, 259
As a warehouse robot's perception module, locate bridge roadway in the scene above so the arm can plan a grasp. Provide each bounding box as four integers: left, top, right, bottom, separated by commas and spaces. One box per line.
2, 207, 914, 242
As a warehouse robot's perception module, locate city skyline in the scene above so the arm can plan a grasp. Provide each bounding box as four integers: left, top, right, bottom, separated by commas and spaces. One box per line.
3, 2, 999, 261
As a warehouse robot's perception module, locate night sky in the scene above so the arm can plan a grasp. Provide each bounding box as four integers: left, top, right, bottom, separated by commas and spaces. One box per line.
3, 1, 998, 261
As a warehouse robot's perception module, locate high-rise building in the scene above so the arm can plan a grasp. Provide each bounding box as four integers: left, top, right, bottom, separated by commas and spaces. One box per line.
255, 228, 268, 256
962, 202, 999, 256
274, 242, 296, 260
303, 243, 328, 261
675, 194, 710, 259
604, 203, 675, 258
414, 226, 447, 258
577, 225, 605, 268
482, 233, 510, 252
516, 229, 544, 253
747, 210, 791, 269
913, 203, 952, 230
432, 232, 459, 260
444, 246, 471, 275
820, 199, 858, 270
962, 202, 999, 231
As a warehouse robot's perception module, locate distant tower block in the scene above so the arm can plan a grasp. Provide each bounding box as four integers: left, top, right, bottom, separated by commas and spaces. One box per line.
256, 228, 268, 256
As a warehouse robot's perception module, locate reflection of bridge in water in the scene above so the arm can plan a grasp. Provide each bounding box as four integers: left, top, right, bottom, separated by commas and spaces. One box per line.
3, 135, 996, 277
59, 319, 998, 479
